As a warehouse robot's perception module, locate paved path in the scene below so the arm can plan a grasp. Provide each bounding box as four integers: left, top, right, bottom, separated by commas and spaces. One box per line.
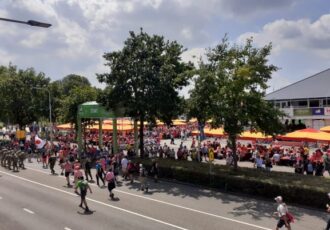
0, 161, 327, 230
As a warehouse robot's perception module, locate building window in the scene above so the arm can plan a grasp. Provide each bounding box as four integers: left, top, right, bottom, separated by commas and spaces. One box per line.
309, 100, 319, 107
281, 102, 288, 108
298, 100, 307, 107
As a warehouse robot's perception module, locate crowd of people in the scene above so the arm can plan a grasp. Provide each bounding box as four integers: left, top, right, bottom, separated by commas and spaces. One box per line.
4, 129, 330, 229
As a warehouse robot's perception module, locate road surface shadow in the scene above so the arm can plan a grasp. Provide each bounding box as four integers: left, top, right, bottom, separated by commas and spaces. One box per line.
108, 197, 120, 202
77, 210, 95, 215
124, 177, 328, 222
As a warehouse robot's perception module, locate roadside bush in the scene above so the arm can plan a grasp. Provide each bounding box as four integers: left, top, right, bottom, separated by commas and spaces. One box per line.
135, 158, 329, 209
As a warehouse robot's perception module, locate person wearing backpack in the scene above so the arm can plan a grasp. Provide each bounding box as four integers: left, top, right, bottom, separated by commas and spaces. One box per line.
75, 176, 92, 213
105, 168, 116, 200
273, 196, 293, 230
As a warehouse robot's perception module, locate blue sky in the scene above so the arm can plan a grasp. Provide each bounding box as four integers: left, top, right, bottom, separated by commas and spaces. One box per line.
1, 0, 330, 96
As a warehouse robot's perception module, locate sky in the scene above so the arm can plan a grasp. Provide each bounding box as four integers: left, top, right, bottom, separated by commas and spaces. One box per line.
1, 0, 330, 97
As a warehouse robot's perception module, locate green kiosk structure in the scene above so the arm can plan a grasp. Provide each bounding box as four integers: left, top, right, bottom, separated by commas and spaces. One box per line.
77, 101, 116, 158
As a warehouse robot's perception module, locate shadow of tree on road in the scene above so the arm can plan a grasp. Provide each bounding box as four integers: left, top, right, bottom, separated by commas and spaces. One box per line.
124, 176, 328, 224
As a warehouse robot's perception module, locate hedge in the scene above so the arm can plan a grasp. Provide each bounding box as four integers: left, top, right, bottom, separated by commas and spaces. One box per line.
135, 158, 330, 209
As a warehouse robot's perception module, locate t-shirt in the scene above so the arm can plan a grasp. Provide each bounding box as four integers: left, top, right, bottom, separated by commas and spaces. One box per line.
74, 170, 83, 179
64, 162, 72, 172
256, 158, 263, 168
277, 203, 288, 218
106, 171, 115, 182
121, 158, 128, 169
77, 180, 88, 191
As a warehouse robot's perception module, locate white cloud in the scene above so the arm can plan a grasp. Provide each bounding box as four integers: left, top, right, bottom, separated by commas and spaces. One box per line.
0, 49, 15, 66
0, 0, 325, 94
238, 14, 330, 58
181, 48, 206, 67
20, 31, 47, 48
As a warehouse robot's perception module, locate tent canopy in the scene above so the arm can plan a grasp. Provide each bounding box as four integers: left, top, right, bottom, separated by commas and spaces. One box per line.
320, 126, 330, 133
280, 128, 330, 142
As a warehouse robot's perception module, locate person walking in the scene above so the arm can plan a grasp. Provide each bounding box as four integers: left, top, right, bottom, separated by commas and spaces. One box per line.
49, 152, 57, 175
121, 156, 128, 180
150, 159, 159, 183
139, 164, 148, 192
273, 196, 292, 230
63, 159, 72, 187
75, 176, 92, 213
95, 160, 105, 187
84, 157, 93, 182
105, 168, 116, 200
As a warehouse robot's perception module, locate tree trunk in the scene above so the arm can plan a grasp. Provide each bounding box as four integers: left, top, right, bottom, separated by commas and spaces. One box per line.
139, 115, 144, 158
229, 135, 238, 170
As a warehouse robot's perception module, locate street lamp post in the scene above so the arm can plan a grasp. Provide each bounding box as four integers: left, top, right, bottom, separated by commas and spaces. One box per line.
0, 17, 51, 28
32, 87, 52, 142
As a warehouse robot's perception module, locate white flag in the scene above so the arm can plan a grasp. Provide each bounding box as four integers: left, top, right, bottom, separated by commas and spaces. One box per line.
35, 135, 46, 149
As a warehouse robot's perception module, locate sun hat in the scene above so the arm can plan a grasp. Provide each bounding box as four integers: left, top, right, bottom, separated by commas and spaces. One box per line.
274, 196, 283, 202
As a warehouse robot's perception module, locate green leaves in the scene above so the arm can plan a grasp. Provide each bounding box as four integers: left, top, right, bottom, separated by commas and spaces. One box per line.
187, 36, 284, 168
98, 29, 192, 155
98, 29, 191, 121
0, 64, 50, 127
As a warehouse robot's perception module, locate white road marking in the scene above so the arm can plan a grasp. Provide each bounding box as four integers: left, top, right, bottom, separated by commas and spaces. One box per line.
64, 227, 72, 230
23, 208, 35, 214
115, 190, 271, 230
26, 166, 272, 230
0, 196, 2, 200
0, 170, 187, 230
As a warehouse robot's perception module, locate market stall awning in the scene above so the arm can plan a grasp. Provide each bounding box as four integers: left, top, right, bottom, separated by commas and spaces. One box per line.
320, 126, 330, 133
279, 128, 330, 142
192, 128, 225, 137
88, 124, 133, 132
239, 131, 272, 140
56, 123, 74, 130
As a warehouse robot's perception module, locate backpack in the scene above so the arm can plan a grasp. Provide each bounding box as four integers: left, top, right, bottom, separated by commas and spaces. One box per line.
106, 172, 114, 182
79, 180, 88, 191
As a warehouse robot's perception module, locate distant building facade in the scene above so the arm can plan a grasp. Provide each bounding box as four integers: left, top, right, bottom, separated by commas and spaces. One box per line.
265, 69, 330, 130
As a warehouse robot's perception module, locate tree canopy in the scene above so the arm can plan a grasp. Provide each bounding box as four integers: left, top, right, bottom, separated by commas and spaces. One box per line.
97, 29, 192, 156
0, 64, 50, 128
188, 36, 284, 168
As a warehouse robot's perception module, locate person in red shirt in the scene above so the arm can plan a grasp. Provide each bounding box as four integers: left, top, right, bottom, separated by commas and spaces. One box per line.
63, 159, 72, 187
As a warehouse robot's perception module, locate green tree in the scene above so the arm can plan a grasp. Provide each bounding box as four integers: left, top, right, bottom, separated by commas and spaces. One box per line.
51, 74, 91, 123
61, 74, 91, 96
0, 65, 50, 128
97, 29, 192, 157
58, 86, 99, 132
193, 36, 284, 169
186, 60, 218, 143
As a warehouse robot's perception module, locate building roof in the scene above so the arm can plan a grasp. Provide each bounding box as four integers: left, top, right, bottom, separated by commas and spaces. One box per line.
81, 101, 98, 105
265, 68, 330, 101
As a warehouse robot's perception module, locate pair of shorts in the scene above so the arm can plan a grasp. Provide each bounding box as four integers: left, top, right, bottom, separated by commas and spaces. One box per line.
65, 172, 70, 177
80, 190, 87, 198
277, 219, 289, 228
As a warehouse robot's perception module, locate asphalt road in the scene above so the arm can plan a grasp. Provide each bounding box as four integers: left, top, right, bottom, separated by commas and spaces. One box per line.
0, 161, 328, 230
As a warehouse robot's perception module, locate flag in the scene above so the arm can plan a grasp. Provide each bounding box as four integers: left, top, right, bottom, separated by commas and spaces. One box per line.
35, 135, 46, 149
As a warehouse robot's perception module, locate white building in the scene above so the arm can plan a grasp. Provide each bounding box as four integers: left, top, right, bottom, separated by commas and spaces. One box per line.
265, 69, 330, 129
